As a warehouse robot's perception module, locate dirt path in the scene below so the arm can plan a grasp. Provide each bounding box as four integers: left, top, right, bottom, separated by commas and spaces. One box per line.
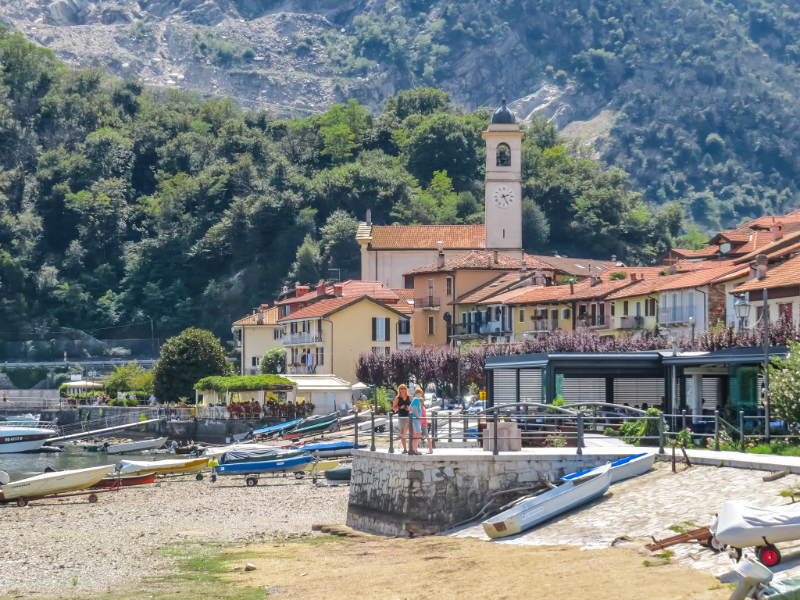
231, 536, 731, 600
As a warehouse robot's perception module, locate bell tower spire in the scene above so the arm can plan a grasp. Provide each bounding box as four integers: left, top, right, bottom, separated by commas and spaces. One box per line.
482, 90, 523, 256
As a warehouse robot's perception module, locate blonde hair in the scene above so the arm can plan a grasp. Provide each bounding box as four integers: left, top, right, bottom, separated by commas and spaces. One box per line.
415, 387, 424, 394
398, 384, 407, 390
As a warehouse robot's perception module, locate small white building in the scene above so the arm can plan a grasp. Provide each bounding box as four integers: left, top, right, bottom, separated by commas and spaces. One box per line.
283, 374, 355, 415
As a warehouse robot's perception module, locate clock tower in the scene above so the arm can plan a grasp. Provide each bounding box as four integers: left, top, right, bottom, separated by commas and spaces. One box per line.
483, 92, 523, 256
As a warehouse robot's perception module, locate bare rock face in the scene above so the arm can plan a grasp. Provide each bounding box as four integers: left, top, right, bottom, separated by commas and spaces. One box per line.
508, 83, 607, 130
47, 0, 90, 25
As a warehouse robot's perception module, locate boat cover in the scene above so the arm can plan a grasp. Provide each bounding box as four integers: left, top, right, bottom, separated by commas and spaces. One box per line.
713, 500, 800, 547
253, 419, 302, 436
219, 448, 296, 464
291, 441, 366, 452
760, 575, 800, 600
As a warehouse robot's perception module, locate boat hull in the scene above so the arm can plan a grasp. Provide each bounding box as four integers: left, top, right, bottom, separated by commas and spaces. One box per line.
215, 455, 313, 476
560, 452, 656, 485
483, 465, 612, 539
117, 457, 208, 476
0, 427, 56, 454
302, 459, 339, 472
105, 437, 169, 454
1, 465, 115, 499
221, 450, 305, 464
324, 467, 352, 481
290, 441, 364, 458
90, 473, 157, 488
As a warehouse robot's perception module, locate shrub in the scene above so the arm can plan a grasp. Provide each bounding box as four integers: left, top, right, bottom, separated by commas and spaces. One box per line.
6, 366, 48, 389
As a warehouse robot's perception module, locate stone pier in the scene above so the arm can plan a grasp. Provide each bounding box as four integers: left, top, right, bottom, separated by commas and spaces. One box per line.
346, 447, 642, 537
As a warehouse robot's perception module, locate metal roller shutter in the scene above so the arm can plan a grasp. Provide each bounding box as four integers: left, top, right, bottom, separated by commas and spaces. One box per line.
562, 378, 605, 403
493, 369, 517, 405
519, 369, 542, 404
702, 378, 720, 411
613, 379, 665, 409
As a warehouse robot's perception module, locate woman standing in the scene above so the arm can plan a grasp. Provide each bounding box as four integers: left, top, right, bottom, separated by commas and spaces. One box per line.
392, 384, 412, 454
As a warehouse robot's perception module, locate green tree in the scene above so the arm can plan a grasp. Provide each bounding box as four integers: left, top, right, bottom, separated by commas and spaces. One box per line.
769, 341, 800, 424
260, 348, 286, 374
289, 234, 322, 284
320, 210, 360, 277
105, 361, 146, 397
152, 327, 231, 403
320, 122, 356, 159
521, 199, 550, 253
676, 225, 709, 250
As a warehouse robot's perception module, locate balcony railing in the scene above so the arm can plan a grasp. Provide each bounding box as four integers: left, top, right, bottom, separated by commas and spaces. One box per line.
576, 315, 606, 328
448, 323, 481, 337
288, 365, 317, 374
659, 305, 695, 324
480, 321, 513, 334
283, 331, 323, 346
415, 296, 440, 309
619, 316, 645, 330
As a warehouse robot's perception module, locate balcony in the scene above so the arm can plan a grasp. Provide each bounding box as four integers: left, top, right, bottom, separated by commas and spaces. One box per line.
283, 331, 323, 346
415, 296, 440, 310
480, 321, 513, 334
522, 319, 552, 338
659, 305, 695, 324
576, 315, 606, 328
619, 316, 645, 330
448, 323, 481, 338
397, 333, 412, 349
288, 365, 317, 375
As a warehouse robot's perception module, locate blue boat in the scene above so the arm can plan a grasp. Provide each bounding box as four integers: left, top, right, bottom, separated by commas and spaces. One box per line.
291, 441, 367, 457
214, 454, 313, 476
560, 452, 655, 485
253, 419, 303, 437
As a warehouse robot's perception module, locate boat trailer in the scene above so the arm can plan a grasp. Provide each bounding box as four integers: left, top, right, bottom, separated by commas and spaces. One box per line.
646, 526, 717, 552
9, 478, 122, 508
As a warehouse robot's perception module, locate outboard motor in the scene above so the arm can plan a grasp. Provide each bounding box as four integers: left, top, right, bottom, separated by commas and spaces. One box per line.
729, 558, 773, 600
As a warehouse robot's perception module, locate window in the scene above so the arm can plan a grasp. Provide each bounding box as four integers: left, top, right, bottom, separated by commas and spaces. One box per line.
427, 278, 434, 297
428, 315, 435, 335
290, 348, 298, 363
623, 300, 629, 316
562, 308, 571, 320
315, 347, 324, 366
398, 320, 410, 335
650, 298, 657, 316
688, 291, 695, 319
611, 303, 616, 317
446, 277, 453, 296
635, 302, 641, 317
496, 143, 511, 167
290, 322, 298, 334
283, 305, 290, 316
251, 356, 260, 367
372, 347, 390, 355
579, 304, 587, 316
519, 308, 526, 323
372, 317, 391, 341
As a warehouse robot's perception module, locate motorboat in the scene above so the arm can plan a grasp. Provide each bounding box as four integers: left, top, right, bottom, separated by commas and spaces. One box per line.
0, 464, 115, 501
289, 441, 366, 458
219, 447, 305, 464
90, 472, 158, 489
214, 454, 313, 476
204, 443, 276, 459
0, 425, 56, 453
483, 463, 612, 539
2, 413, 40, 425
560, 452, 656, 484
281, 414, 340, 440
116, 457, 208, 476
102, 437, 169, 454
711, 500, 800, 566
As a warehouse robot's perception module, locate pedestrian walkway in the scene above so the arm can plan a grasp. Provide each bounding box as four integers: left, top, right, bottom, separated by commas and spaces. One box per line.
584, 433, 634, 448
665, 448, 800, 474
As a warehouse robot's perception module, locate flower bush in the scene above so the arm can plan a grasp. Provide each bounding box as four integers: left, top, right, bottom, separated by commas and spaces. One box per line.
770, 341, 800, 424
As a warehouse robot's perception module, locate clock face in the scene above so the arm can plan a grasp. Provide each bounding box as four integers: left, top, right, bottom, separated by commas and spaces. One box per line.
492, 185, 514, 208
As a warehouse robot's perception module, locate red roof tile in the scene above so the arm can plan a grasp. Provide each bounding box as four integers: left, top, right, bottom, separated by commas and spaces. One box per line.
404, 250, 525, 276
734, 230, 800, 264
733, 256, 800, 292
361, 225, 486, 250
277, 295, 406, 322
233, 306, 280, 326
655, 265, 747, 291
451, 273, 525, 305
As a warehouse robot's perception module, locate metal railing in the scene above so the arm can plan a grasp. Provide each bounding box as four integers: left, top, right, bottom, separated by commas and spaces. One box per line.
619, 316, 644, 329
0, 397, 64, 410
54, 407, 163, 438
659, 304, 695, 324
415, 296, 440, 309
288, 365, 317, 374
283, 331, 323, 346
576, 315, 606, 328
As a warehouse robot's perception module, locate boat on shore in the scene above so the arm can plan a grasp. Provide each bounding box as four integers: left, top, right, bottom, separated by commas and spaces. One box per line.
103, 437, 169, 454
324, 466, 352, 482
0, 425, 56, 453
204, 443, 275, 459
301, 459, 339, 472
253, 419, 303, 438
0, 464, 115, 502
214, 454, 313, 476
281, 414, 340, 440
290, 441, 366, 457
116, 457, 208, 476
90, 472, 158, 489
483, 463, 612, 539
560, 452, 655, 484
219, 447, 305, 464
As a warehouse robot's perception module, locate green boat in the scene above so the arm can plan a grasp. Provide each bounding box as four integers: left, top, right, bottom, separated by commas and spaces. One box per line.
282, 414, 340, 440
84, 445, 101, 452
324, 466, 351, 482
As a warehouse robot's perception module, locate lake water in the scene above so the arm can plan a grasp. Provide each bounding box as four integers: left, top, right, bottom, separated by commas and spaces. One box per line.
0, 448, 179, 479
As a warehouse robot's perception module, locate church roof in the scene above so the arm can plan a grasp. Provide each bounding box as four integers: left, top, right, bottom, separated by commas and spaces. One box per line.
357, 224, 486, 250
491, 92, 517, 125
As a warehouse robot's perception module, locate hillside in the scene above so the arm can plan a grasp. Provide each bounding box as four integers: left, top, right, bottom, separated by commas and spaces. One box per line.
2, 0, 800, 230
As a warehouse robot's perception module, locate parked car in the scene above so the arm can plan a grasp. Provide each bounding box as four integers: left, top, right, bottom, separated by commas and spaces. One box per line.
466, 400, 486, 415
424, 392, 438, 408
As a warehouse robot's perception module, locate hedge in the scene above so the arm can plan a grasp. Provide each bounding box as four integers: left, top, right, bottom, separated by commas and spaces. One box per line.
194, 375, 293, 395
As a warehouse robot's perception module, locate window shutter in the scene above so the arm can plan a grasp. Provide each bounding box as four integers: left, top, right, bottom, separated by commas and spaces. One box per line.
385, 318, 391, 341
372, 317, 377, 341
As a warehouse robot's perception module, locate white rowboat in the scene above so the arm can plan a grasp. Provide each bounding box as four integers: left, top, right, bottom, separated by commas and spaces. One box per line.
104, 437, 169, 454
560, 452, 656, 484
117, 457, 208, 476
483, 463, 612, 539
0, 426, 56, 453
0, 464, 114, 500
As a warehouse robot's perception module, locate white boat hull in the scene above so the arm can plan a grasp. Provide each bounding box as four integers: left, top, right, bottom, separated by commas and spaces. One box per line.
483, 464, 612, 539
106, 437, 169, 454
0, 427, 56, 454
712, 501, 800, 548
117, 457, 208, 476
1, 464, 114, 499
608, 452, 656, 483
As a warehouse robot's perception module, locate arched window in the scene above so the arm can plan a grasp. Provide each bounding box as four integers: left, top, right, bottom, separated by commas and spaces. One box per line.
496, 143, 511, 167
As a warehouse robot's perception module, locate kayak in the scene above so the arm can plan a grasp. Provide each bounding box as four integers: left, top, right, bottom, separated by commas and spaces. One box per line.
253, 418, 303, 437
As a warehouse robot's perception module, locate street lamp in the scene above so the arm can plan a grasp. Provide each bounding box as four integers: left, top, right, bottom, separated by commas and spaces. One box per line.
734, 295, 751, 331
688, 315, 695, 343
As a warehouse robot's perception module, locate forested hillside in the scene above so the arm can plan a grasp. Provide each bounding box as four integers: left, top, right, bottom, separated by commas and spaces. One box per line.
0, 29, 682, 342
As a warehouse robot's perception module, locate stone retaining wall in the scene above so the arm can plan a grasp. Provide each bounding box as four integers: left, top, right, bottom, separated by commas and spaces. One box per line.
346, 449, 638, 537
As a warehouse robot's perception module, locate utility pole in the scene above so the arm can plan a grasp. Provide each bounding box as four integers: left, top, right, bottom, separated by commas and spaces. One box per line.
763, 288, 770, 443
148, 316, 155, 356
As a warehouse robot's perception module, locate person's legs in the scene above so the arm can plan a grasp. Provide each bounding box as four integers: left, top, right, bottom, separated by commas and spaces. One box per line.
425, 425, 434, 454
411, 418, 421, 454
399, 417, 408, 452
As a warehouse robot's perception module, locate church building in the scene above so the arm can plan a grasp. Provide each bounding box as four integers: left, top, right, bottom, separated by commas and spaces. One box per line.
357, 95, 524, 289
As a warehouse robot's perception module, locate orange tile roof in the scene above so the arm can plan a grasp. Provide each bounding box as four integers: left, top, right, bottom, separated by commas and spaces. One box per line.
275, 280, 399, 306
277, 295, 406, 322
731, 230, 773, 255
361, 225, 486, 250
492, 284, 576, 306
733, 256, 800, 292
527, 255, 620, 276
390, 289, 415, 314
275, 286, 327, 306
669, 246, 720, 258
599, 267, 668, 281
671, 259, 738, 272
404, 250, 525, 276
734, 230, 800, 264
655, 265, 746, 291
743, 214, 800, 228
567, 279, 634, 301
233, 306, 280, 326
451, 273, 524, 305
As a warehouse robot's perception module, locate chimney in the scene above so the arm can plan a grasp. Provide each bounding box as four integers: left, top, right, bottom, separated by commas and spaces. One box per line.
611, 254, 617, 263
333, 284, 343, 296
756, 253, 768, 280
366, 209, 372, 226
630, 273, 637, 281
493, 250, 499, 264
520, 260, 527, 277
569, 281, 574, 294
436, 249, 445, 269
295, 284, 310, 297
257, 310, 264, 325
667, 265, 677, 275
772, 221, 784, 242
590, 275, 601, 287
534, 269, 545, 286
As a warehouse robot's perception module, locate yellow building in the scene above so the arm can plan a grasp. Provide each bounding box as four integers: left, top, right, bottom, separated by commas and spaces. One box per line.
277, 295, 410, 385
232, 305, 284, 376
605, 278, 662, 336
